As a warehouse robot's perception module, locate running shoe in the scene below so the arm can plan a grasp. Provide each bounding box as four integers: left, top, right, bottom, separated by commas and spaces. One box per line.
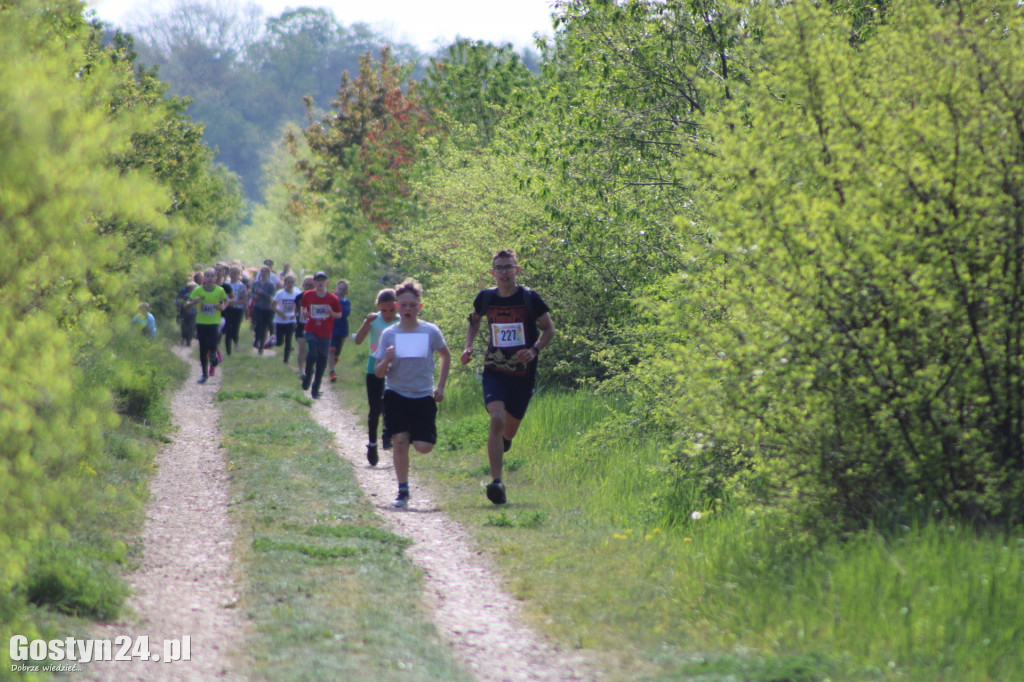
311, 390, 321, 399
486, 481, 506, 505
366, 444, 379, 467
330, 370, 337, 382
209, 365, 215, 376
197, 375, 208, 384
392, 490, 410, 508
302, 374, 312, 390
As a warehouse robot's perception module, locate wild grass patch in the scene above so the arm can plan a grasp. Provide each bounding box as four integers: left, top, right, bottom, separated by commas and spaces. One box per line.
216, 389, 267, 401
414, 377, 1024, 681
483, 510, 547, 528
252, 537, 362, 561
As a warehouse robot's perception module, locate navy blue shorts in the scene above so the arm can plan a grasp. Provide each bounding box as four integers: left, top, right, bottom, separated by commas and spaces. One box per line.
383, 390, 438, 444
482, 371, 535, 420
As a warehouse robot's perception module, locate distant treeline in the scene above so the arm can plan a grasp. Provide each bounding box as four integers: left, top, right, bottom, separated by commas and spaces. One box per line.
103, 3, 541, 199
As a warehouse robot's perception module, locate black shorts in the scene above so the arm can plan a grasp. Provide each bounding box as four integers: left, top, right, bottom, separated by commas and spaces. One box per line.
383, 390, 438, 444
482, 371, 536, 420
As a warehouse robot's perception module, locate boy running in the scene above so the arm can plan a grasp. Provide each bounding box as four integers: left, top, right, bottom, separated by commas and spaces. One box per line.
353, 288, 399, 466
222, 266, 248, 356
250, 265, 277, 354
375, 279, 451, 508
328, 279, 352, 383
295, 275, 314, 379
301, 272, 343, 399
461, 250, 555, 504
272, 274, 299, 364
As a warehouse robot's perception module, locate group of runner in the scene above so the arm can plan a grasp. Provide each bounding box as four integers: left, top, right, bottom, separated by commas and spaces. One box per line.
177, 250, 555, 507
175, 260, 352, 389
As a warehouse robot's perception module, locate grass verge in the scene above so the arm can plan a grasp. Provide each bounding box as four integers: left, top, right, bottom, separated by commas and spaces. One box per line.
396, 371, 1024, 682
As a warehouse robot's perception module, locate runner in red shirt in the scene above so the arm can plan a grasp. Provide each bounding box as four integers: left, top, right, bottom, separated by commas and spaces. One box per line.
300, 272, 343, 399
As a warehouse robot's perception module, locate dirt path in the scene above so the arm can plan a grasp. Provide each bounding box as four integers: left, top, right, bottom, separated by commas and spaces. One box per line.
83, 346, 244, 681
82, 346, 603, 681
310, 385, 604, 681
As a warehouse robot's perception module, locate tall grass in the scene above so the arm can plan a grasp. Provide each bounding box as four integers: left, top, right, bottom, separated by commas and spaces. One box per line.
420, 377, 1024, 680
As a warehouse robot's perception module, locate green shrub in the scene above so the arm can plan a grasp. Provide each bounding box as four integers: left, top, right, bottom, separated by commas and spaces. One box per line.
25, 546, 129, 620
660, 0, 1024, 527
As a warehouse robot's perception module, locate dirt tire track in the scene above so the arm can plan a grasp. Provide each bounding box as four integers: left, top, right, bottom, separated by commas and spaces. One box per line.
310, 385, 605, 681
81, 344, 603, 681
82, 346, 243, 681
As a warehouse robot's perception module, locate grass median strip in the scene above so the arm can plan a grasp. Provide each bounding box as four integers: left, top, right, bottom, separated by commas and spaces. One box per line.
217, 352, 470, 682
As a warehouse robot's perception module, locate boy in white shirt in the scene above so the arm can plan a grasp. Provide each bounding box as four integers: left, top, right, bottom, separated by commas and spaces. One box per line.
374, 279, 451, 508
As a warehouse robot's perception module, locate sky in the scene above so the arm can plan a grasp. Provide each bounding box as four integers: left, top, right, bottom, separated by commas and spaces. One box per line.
86, 0, 559, 53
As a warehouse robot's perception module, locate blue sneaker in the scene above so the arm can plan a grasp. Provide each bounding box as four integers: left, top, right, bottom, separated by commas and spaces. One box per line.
392, 490, 410, 508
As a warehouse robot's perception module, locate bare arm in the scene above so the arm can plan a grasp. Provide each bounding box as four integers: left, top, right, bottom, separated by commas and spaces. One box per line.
461, 312, 482, 366
514, 312, 555, 365
374, 346, 395, 378
435, 346, 452, 402
535, 312, 556, 351
353, 313, 378, 344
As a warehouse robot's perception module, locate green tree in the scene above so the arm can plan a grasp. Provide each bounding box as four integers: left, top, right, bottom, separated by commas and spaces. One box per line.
1, 0, 236, 643
294, 48, 436, 259
422, 39, 538, 146
124, 1, 419, 199
103, 31, 244, 293
663, 0, 1024, 527
380, 129, 551, 349
1, 0, 161, 610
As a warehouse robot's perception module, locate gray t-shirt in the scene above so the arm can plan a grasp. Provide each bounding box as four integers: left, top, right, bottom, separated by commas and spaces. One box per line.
375, 321, 447, 398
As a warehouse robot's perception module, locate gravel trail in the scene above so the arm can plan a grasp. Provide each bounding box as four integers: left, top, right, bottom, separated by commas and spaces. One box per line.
79, 346, 602, 680
309, 385, 604, 681
82, 346, 243, 681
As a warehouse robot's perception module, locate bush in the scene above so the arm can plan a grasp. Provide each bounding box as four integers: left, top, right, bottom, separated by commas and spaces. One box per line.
25, 546, 129, 621
658, 0, 1024, 528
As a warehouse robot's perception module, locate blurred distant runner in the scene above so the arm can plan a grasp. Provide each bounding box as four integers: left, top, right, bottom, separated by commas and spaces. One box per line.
300, 272, 342, 399
187, 268, 228, 384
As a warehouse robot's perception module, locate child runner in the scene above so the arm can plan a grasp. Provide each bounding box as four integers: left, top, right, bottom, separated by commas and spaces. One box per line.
250, 265, 277, 354
295, 275, 314, 380
132, 302, 157, 339
187, 268, 228, 384
461, 249, 555, 504
353, 287, 399, 466
177, 281, 198, 346
375, 278, 451, 508
272, 274, 299, 365
328, 279, 352, 382
301, 272, 343, 399
222, 265, 248, 356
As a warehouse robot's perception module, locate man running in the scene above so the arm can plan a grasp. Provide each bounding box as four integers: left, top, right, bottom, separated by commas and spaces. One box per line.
461, 250, 555, 504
